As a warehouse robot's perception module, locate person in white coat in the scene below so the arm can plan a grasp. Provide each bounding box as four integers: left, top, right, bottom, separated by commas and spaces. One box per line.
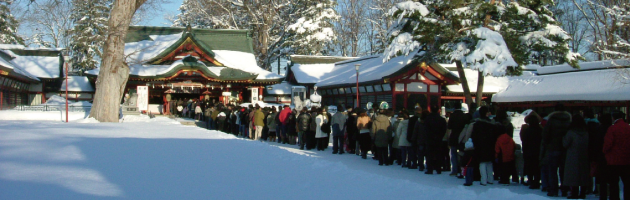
397, 112, 411, 167
315, 108, 329, 151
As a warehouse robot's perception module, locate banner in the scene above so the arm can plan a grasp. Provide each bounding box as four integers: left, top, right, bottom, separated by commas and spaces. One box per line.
137, 86, 148, 111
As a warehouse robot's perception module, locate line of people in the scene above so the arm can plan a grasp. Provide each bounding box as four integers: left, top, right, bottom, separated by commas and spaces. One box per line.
200, 101, 629, 200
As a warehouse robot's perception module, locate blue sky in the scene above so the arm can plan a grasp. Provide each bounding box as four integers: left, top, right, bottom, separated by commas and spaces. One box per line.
145, 0, 182, 26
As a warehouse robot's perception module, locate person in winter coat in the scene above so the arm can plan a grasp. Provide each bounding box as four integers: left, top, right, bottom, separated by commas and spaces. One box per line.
346, 108, 358, 154
540, 104, 572, 197
278, 105, 292, 144
253, 105, 265, 141
397, 112, 411, 167
562, 114, 590, 199
332, 107, 348, 154
448, 103, 469, 176
267, 108, 278, 142
603, 111, 630, 200
391, 114, 403, 165
357, 109, 372, 159
217, 109, 227, 132
494, 109, 516, 183
287, 110, 298, 145
248, 106, 256, 139
495, 126, 516, 185
424, 105, 448, 174
413, 110, 429, 171
297, 109, 311, 150
315, 108, 329, 151
406, 107, 423, 169
520, 111, 543, 189
371, 109, 392, 166
205, 105, 214, 130
470, 106, 498, 185
593, 113, 617, 200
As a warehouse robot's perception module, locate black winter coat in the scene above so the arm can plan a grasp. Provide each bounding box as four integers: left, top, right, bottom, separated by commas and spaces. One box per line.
412, 120, 428, 146
407, 115, 420, 146
448, 110, 469, 147
520, 124, 543, 158
346, 115, 358, 137
471, 118, 499, 162
297, 113, 311, 132
541, 111, 571, 157
425, 113, 447, 148
287, 113, 297, 136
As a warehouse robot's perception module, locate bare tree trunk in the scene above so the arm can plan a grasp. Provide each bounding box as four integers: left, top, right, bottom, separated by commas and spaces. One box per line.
476, 71, 485, 107
455, 61, 474, 110
89, 0, 147, 122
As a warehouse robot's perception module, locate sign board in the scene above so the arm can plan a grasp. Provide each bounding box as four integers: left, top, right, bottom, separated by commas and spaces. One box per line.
251, 87, 259, 104
137, 86, 148, 111
222, 92, 231, 96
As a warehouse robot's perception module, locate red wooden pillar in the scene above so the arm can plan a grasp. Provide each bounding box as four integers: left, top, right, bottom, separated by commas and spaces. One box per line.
403, 83, 408, 109
0, 90, 3, 110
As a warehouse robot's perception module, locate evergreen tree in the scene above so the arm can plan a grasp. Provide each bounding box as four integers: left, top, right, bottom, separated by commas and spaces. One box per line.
384, 0, 581, 107
0, 0, 24, 45
285, 0, 339, 55
68, 0, 112, 71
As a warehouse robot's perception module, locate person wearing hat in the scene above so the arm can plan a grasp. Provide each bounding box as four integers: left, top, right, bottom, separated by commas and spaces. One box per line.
371, 105, 392, 166
357, 108, 372, 159
332, 105, 348, 154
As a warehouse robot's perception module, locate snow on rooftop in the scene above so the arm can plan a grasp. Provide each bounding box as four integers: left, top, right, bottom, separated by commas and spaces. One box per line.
537, 59, 630, 75
0, 44, 26, 49
492, 68, 630, 103
60, 76, 94, 92
292, 63, 335, 84
266, 81, 293, 95
316, 54, 416, 87
124, 33, 183, 64
213, 50, 283, 80
446, 68, 509, 93
10, 55, 61, 78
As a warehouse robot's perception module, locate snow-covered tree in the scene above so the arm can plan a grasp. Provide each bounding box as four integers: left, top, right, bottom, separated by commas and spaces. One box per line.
501, 0, 582, 71
284, 0, 338, 55
571, 0, 629, 60
0, 0, 24, 44
172, 0, 232, 29
20, 0, 74, 48
68, 0, 113, 71
173, 0, 337, 70
385, 0, 581, 108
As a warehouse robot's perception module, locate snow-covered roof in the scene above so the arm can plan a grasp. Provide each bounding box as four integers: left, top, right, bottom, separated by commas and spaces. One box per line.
492, 68, 630, 103
292, 63, 335, 84
124, 33, 183, 64
316, 54, 416, 87
60, 76, 94, 92
446, 68, 509, 93
87, 59, 194, 77
266, 81, 293, 95
8, 54, 59, 79
120, 31, 281, 80
537, 59, 630, 75
213, 50, 282, 80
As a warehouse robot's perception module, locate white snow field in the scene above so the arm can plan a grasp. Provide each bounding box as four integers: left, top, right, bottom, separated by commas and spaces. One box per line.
0, 110, 556, 200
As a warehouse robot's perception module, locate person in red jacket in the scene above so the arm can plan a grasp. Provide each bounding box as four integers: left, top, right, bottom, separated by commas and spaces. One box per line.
278, 105, 292, 144
496, 131, 516, 185
603, 112, 630, 200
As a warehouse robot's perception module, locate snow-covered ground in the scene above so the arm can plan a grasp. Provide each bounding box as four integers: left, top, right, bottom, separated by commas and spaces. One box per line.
0, 110, 561, 199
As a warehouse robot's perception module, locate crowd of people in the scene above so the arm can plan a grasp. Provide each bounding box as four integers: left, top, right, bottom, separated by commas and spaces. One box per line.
181, 100, 629, 200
